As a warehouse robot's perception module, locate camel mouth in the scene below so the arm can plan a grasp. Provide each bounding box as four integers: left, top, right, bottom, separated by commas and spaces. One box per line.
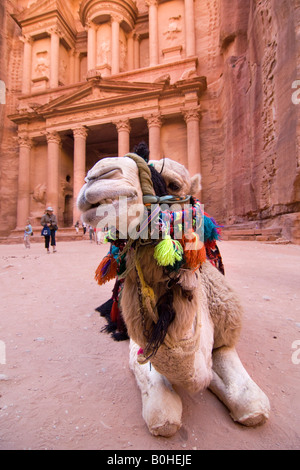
85, 167, 123, 183
86, 192, 138, 209
81, 192, 139, 226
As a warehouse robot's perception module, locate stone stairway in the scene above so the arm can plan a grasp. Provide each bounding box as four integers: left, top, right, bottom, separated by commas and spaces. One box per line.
0, 224, 290, 244
0, 227, 86, 244
221, 225, 283, 242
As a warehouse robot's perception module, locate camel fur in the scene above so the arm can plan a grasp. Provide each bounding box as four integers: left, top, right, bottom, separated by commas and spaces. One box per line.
77, 154, 270, 437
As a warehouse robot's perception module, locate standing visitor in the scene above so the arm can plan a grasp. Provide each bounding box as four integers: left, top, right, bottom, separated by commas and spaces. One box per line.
89, 225, 94, 242
41, 207, 58, 253
24, 220, 32, 249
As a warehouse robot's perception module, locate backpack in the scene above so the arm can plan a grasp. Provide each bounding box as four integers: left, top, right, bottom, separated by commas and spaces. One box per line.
41, 226, 51, 237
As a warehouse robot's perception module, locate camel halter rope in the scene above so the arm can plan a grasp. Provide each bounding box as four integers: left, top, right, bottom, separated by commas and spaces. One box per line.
94, 153, 221, 363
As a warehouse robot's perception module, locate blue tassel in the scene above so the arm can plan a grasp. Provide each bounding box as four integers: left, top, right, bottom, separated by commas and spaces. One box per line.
204, 215, 221, 242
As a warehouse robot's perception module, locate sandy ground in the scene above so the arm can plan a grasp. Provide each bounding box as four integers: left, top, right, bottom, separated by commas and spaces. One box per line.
0, 238, 299, 450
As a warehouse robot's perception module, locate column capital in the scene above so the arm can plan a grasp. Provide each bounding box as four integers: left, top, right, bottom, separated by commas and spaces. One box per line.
70, 47, 78, 58
133, 30, 141, 42
73, 126, 89, 139
182, 106, 202, 123
146, 0, 158, 7
146, 113, 162, 128
86, 19, 96, 30
46, 130, 61, 145
18, 134, 32, 148
49, 26, 63, 39
115, 118, 131, 132
111, 13, 123, 24
20, 34, 33, 45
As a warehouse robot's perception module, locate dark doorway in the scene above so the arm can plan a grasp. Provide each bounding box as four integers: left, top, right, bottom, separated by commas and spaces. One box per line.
64, 194, 73, 227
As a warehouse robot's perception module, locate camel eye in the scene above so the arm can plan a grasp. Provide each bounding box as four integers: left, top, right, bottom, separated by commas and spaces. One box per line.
168, 181, 181, 192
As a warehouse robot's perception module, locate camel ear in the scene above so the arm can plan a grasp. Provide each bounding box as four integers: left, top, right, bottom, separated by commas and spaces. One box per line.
190, 173, 201, 196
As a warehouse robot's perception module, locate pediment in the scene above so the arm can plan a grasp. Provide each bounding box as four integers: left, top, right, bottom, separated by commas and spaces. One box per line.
14, 0, 54, 23
37, 78, 164, 116
13, 0, 76, 32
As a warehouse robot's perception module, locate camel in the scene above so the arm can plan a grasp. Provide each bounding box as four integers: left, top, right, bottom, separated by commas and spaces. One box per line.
77, 153, 270, 437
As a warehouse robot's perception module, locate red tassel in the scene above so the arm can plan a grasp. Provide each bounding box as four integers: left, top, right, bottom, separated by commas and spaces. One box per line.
110, 300, 119, 322
95, 255, 118, 285
181, 231, 206, 269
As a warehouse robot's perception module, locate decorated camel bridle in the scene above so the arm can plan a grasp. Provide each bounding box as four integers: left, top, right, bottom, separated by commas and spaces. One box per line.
94, 153, 222, 362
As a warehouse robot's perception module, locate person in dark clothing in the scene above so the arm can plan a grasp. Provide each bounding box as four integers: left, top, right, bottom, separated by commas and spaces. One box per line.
41, 207, 58, 253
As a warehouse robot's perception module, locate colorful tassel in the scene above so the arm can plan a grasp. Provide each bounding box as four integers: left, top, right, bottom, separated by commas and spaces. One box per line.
110, 299, 119, 322
204, 214, 221, 242
136, 260, 156, 304
154, 235, 183, 267
181, 230, 206, 269
95, 254, 118, 285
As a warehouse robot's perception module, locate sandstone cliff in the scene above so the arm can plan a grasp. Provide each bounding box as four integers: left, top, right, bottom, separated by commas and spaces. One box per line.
0, 0, 22, 236
200, 0, 300, 242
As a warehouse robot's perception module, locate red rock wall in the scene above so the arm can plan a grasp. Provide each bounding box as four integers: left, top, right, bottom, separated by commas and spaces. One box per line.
200, 0, 300, 241
0, 0, 22, 236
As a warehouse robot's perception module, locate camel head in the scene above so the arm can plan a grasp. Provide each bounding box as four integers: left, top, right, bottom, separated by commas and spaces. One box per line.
77, 155, 144, 230
77, 154, 201, 235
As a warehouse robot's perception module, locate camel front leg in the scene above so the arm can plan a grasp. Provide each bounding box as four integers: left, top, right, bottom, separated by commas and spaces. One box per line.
209, 346, 270, 426
129, 339, 182, 437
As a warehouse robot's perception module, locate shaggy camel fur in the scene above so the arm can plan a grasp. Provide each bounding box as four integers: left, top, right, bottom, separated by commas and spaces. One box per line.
77, 154, 270, 437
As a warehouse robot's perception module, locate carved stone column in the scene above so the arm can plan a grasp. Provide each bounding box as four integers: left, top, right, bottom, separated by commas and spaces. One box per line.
70, 49, 80, 84
127, 31, 134, 70
46, 131, 61, 215
134, 32, 140, 69
50, 27, 61, 88
111, 14, 122, 74
115, 119, 131, 156
74, 52, 81, 83
146, 113, 162, 160
146, 0, 159, 66
21, 36, 33, 94
87, 20, 96, 72
184, 0, 196, 57
182, 106, 201, 176
73, 127, 88, 223
17, 134, 32, 228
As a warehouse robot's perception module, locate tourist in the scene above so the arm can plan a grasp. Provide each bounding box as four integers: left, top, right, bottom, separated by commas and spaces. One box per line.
75, 220, 80, 234
24, 220, 32, 249
41, 207, 58, 253
89, 225, 94, 242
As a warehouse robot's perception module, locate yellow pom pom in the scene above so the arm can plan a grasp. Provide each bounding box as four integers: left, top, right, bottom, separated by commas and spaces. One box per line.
154, 235, 183, 267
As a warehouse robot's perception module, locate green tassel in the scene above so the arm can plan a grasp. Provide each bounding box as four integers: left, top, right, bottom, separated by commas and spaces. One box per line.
154, 235, 183, 267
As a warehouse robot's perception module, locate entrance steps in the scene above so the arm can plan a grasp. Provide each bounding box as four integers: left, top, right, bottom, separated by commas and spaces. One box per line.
0, 224, 290, 244
0, 227, 86, 245
221, 225, 283, 242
